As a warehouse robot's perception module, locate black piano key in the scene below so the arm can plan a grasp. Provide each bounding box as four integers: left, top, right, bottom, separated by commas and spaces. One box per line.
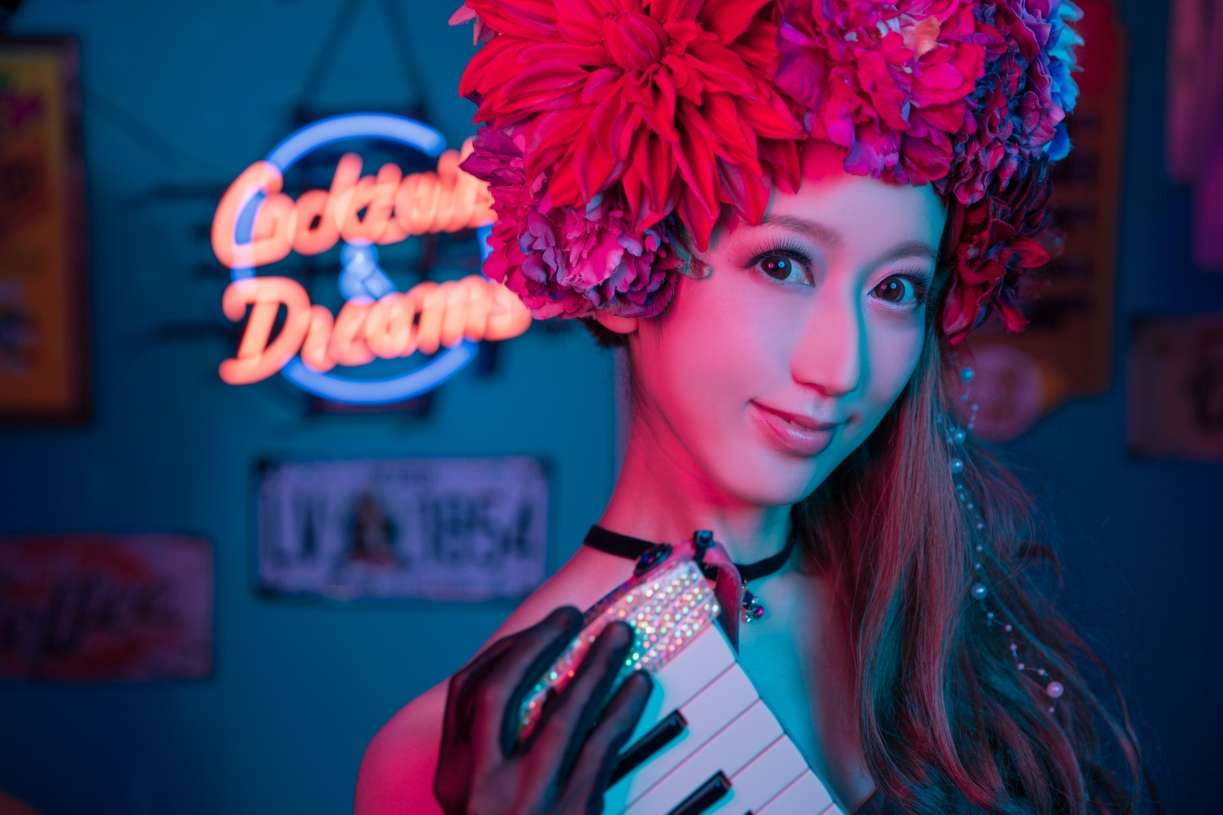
608, 709, 689, 788
665, 770, 733, 815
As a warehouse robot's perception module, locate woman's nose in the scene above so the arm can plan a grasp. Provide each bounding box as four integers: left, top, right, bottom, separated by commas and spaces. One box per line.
790, 293, 864, 398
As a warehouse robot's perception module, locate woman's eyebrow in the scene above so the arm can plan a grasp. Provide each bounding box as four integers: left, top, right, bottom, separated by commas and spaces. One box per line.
872, 240, 938, 267
759, 214, 936, 266
760, 214, 844, 249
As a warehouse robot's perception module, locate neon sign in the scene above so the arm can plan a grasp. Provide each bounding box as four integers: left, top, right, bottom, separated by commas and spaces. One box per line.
213, 113, 530, 404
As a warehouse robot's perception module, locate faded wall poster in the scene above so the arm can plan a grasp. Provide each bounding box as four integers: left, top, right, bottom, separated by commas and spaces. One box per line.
0, 535, 213, 681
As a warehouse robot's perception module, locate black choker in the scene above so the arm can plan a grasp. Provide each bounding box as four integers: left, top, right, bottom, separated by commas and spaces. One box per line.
582, 525, 798, 623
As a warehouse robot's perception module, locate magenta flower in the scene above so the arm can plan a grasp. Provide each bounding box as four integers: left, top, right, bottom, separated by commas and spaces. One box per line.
452, 0, 1085, 347
461, 124, 682, 320
776, 0, 992, 188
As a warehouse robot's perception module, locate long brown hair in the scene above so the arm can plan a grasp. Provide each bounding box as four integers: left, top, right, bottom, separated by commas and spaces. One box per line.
579, 209, 1158, 814
789, 303, 1156, 812
582, 190, 1154, 807
782, 226, 1154, 807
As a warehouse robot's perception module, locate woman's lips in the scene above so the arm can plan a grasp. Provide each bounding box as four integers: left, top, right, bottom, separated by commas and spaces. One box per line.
748, 401, 842, 457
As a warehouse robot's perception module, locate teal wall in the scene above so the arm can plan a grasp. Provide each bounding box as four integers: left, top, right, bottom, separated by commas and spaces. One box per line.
0, 2, 621, 811
0, 1, 1213, 812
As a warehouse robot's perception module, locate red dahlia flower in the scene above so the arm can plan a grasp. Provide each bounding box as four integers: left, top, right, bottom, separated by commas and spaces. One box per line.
454, 0, 806, 252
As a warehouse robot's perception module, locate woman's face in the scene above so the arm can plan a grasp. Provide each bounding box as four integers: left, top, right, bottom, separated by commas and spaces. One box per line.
601, 151, 948, 507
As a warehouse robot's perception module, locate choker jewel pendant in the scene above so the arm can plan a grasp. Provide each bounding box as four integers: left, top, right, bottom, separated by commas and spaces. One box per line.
741, 589, 766, 623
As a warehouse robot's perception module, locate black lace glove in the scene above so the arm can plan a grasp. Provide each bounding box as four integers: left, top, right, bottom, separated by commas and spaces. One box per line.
433, 606, 654, 815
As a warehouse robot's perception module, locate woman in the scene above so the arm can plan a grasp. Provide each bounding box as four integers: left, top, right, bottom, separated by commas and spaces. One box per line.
356, 1, 1154, 812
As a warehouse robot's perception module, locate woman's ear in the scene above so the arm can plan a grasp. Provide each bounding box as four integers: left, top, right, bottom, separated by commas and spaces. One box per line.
590, 311, 638, 336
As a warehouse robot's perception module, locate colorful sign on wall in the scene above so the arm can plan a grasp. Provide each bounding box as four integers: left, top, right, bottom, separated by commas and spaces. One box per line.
255, 456, 550, 601
1167, 0, 1223, 269
213, 113, 531, 405
0, 534, 213, 681
0, 38, 88, 421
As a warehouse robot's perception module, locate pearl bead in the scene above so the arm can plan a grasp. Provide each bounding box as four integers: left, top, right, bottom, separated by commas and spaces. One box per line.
939, 398, 1064, 714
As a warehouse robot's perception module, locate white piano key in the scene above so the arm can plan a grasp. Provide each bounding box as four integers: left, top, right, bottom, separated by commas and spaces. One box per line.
700, 732, 809, 814
622, 621, 739, 747
621, 698, 784, 815
755, 769, 835, 815
605, 662, 760, 810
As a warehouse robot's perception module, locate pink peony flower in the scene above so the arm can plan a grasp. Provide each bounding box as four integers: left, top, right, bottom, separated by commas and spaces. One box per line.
776, 0, 992, 189
460, 124, 682, 320
936, 0, 1074, 207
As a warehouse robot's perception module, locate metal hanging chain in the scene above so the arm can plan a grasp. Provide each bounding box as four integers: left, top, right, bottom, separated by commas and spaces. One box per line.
294, 0, 431, 118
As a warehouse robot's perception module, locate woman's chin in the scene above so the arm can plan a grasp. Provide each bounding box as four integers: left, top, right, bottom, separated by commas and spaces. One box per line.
718, 450, 828, 508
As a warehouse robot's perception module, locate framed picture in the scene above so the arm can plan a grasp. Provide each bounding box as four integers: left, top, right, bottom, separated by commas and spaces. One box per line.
0, 37, 89, 422
1127, 313, 1223, 461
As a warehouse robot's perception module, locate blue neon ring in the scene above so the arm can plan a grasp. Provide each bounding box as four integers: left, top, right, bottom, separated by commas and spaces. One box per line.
228, 112, 491, 404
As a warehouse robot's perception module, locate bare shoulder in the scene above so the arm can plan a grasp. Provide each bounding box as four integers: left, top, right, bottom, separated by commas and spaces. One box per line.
354, 548, 634, 814
355, 677, 449, 815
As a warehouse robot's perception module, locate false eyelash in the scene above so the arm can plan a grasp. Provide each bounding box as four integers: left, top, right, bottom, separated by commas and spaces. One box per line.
743, 239, 816, 284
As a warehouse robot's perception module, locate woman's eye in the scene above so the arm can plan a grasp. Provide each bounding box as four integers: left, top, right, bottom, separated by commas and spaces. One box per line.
751, 250, 812, 285
749, 248, 931, 310
871, 274, 930, 309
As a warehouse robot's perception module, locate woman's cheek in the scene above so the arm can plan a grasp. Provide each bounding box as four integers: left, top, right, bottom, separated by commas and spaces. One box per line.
871, 320, 925, 394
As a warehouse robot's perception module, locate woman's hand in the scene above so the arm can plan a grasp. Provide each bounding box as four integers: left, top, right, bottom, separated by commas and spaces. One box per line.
433, 606, 654, 815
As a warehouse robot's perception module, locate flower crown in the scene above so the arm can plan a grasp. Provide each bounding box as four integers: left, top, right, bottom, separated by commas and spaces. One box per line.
451, 0, 1084, 346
